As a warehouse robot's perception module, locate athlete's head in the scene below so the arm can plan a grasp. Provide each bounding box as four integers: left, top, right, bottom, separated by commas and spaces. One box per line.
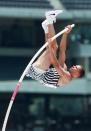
69, 65, 85, 78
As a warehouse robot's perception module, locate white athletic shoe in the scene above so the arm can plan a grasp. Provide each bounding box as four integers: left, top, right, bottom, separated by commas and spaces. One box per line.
45, 10, 63, 24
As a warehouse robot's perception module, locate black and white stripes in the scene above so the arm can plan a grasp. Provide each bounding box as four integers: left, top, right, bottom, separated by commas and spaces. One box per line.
43, 68, 60, 87
26, 65, 60, 88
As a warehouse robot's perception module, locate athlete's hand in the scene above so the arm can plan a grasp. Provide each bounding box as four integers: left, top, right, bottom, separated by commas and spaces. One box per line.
64, 25, 72, 34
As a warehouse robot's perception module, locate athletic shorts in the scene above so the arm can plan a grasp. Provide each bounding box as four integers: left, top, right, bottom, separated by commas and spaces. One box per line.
26, 65, 60, 88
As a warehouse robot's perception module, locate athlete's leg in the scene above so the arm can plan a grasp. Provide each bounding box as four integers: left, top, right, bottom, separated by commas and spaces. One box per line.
33, 20, 52, 70
33, 24, 57, 70
33, 10, 62, 70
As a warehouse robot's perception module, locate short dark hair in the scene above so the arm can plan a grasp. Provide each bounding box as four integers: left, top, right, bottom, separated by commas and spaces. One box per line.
79, 67, 85, 78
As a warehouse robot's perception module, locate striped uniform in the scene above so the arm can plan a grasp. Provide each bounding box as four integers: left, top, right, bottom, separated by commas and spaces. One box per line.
26, 65, 60, 88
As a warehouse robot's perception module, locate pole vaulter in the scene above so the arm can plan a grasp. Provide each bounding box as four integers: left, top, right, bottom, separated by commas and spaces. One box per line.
2, 24, 75, 131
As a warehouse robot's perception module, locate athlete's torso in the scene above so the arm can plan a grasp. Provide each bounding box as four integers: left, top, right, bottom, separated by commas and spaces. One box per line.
42, 67, 60, 87
26, 65, 71, 88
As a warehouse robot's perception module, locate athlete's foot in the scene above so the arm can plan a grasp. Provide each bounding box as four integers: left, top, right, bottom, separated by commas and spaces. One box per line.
45, 10, 63, 24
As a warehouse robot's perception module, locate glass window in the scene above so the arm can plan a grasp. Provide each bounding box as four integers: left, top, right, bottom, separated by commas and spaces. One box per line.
0, 19, 34, 48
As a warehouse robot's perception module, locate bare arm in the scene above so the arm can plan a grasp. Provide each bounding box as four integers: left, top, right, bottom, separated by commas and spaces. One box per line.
48, 39, 71, 78
58, 25, 72, 67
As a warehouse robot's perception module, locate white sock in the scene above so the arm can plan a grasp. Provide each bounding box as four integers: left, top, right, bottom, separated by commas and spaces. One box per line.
42, 20, 48, 33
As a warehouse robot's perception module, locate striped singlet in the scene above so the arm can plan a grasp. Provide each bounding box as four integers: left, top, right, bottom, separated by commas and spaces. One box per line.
26, 65, 60, 88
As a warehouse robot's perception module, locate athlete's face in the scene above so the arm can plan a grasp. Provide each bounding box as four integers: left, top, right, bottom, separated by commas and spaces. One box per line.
69, 65, 82, 78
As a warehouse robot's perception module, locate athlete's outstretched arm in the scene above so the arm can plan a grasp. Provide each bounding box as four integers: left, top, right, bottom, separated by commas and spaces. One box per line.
58, 25, 72, 67
48, 39, 70, 78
